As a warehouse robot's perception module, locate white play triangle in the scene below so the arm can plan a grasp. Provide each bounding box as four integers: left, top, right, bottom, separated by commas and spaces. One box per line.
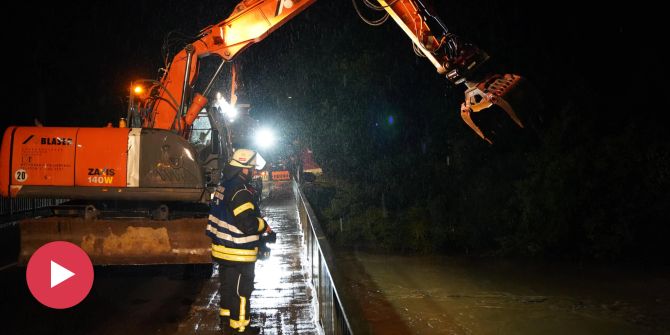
50, 260, 75, 288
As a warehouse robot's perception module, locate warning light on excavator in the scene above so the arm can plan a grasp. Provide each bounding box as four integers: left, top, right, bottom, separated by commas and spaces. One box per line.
215, 91, 238, 122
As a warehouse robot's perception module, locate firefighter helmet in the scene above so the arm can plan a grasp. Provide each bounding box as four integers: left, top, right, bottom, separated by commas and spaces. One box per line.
229, 149, 266, 170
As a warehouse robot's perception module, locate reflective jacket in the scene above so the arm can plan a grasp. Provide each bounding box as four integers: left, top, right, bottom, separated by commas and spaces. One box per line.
206, 176, 267, 262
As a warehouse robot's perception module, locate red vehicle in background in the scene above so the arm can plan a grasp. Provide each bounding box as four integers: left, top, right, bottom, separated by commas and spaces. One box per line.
300, 148, 322, 178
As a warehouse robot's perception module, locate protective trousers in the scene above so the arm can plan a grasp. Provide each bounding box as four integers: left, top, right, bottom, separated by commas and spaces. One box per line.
219, 260, 255, 331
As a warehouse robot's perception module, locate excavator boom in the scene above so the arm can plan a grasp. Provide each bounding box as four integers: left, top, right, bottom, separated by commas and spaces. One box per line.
147, 0, 316, 133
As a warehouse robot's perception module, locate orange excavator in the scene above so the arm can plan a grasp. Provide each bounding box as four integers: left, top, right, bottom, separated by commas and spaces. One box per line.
0, 0, 538, 265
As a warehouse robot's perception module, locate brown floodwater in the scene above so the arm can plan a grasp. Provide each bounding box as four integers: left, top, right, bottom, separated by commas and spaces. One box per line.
336, 252, 670, 335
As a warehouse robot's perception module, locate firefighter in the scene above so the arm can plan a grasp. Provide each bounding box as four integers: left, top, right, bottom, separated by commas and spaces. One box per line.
206, 148, 271, 334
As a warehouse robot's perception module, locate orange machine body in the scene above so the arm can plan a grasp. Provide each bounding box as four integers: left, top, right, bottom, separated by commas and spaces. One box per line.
1, 127, 204, 201
1, 127, 127, 197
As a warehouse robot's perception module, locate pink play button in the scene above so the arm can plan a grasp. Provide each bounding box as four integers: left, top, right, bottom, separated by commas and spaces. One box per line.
26, 241, 94, 309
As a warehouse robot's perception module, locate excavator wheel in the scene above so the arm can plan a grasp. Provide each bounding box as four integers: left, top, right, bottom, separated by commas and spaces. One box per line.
84, 205, 99, 220
151, 204, 170, 221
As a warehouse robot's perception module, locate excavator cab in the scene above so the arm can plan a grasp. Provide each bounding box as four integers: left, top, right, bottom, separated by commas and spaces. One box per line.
188, 108, 233, 187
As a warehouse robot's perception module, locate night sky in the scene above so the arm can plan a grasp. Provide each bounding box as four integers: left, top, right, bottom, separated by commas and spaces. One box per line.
4, 2, 655, 129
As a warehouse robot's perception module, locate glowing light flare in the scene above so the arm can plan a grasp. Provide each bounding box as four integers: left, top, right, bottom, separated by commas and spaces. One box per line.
214, 92, 238, 121
226, 105, 238, 120
255, 128, 276, 149
131, 84, 150, 101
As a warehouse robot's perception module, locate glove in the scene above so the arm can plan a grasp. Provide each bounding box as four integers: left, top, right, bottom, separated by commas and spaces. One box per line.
265, 230, 277, 244
258, 243, 271, 260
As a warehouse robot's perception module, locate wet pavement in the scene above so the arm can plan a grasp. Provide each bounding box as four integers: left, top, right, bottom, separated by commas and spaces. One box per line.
176, 181, 321, 334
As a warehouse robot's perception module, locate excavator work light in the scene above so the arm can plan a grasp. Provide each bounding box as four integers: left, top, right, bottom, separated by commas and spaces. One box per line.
255, 128, 275, 149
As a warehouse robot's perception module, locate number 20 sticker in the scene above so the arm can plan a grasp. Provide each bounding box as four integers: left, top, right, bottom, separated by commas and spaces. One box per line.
15, 169, 28, 182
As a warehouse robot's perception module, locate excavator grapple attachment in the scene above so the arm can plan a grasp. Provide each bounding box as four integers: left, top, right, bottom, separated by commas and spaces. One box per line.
460, 74, 541, 144
19, 217, 211, 265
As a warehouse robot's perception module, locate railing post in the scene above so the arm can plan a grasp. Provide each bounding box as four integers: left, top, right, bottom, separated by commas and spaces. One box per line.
292, 180, 364, 335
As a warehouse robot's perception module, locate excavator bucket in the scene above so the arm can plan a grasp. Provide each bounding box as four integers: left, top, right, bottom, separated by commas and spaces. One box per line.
19, 216, 211, 265
460, 74, 542, 144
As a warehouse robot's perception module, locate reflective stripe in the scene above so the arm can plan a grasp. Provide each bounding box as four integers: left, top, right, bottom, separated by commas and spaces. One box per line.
219, 308, 230, 316
212, 244, 258, 256
207, 225, 260, 244
232, 187, 250, 201
229, 318, 250, 329
233, 202, 254, 216
230, 276, 251, 330
240, 296, 247, 324
212, 250, 257, 262
257, 218, 265, 232
208, 214, 244, 234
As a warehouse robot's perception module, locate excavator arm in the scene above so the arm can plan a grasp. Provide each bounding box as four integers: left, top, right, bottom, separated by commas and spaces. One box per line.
136, 0, 535, 144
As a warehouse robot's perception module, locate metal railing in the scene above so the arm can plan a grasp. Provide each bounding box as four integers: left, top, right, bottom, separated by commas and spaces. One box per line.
293, 181, 366, 335
1, 197, 65, 218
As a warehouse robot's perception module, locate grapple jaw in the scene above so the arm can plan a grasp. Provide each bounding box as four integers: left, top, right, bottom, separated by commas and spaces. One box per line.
460, 74, 540, 144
